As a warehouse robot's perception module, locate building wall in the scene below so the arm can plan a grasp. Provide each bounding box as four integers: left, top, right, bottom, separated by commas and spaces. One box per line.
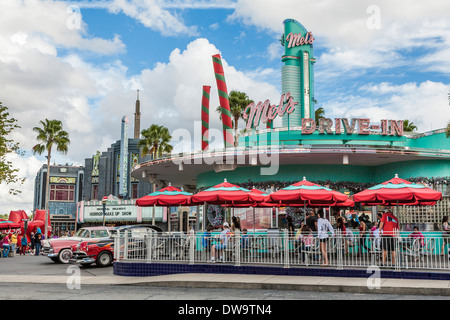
196, 160, 450, 189
33, 164, 84, 219
83, 138, 153, 201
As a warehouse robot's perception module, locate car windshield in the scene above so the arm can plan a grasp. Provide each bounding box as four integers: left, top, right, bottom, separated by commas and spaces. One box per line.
74, 229, 90, 238
91, 229, 110, 238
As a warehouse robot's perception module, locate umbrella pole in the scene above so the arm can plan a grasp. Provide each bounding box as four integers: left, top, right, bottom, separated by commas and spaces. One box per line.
203, 202, 206, 231
253, 207, 255, 234
304, 200, 306, 227
168, 206, 170, 233
152, 204, 155, 226
276, 207, 278, 229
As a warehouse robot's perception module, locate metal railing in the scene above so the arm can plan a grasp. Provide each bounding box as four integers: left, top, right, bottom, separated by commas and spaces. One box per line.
113, 230, 450, 271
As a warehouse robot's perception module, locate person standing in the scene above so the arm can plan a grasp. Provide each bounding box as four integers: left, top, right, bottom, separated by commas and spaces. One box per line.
10, 232, 17, 256
34, 232, 42, 256
357, 220, 369, 257
306, 210, 318, 232
379, 210, 399, 266
441, 216, 450, 255
20, 235, 28, 255
286, 215, 295, 236
30, 231, 35, 255
2, 234, 11, 257
317, 209, 334, 266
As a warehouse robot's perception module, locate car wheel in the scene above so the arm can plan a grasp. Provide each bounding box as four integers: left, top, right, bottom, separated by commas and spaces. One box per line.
96, 251, 113, 267
58, 249, 72, 264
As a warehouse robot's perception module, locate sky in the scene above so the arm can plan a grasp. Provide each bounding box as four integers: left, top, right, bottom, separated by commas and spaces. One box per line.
1, 0, 450, 215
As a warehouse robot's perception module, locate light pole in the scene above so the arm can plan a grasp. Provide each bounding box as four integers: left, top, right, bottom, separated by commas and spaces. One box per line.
22, 218, 31, 238
102, 196, 108, 226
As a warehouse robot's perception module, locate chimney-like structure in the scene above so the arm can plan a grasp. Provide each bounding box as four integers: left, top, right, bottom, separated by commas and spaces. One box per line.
134, 90, 141, 139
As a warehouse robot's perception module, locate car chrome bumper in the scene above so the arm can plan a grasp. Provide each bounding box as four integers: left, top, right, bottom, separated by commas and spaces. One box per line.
70, 257, 95, 264
70, 251, 95, 264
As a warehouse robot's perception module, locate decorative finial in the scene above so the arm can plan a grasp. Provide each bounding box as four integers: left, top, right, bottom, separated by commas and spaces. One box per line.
224, 178, 227, 182
168, 182, 172, 186
303, 176, 306, 180
395, 174, 398, 178
137, 89, 140, 100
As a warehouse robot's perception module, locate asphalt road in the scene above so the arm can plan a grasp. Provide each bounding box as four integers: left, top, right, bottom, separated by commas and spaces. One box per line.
0, 254, 449, 302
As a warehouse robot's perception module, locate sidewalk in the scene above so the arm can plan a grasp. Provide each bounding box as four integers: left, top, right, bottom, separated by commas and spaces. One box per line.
0, 273, 449, 296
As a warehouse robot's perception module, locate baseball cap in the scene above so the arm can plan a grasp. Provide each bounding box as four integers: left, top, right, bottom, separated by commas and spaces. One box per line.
223, 222, 229, 228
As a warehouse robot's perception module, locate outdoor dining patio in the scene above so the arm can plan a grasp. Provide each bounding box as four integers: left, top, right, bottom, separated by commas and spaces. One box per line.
113, 229, 450, 272
120, 174, 447, 274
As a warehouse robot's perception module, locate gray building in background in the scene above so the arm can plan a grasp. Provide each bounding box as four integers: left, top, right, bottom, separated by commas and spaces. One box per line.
33, 92, 154, 229
33, 164, 84, 235
82, 138, 153, 201
82, 94, 153, 202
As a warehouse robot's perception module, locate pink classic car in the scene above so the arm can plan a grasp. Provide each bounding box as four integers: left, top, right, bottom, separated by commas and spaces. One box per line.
42, 227, 114, 263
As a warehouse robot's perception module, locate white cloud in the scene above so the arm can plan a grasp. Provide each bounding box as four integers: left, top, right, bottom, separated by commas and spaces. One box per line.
229, 0, 450, 75
106, 0, 198, 36
323, 81, 450, 132
0, 0, 125, 54
129, 38, 279, 142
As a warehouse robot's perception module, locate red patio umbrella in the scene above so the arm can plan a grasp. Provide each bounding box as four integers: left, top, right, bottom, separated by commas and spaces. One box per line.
190, 179, 265, 206
136, 184, 192, 232
353, 174, 442, 206
267, 177, 349, 205
136, 184, 192, 207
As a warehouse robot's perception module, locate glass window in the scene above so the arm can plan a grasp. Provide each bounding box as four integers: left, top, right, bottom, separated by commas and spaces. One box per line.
74, 228, 90, 238
91, 229, 110, 238
49, 184, 75, 201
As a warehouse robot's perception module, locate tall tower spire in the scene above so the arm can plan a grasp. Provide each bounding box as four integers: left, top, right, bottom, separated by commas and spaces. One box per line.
134, 90, 141, 139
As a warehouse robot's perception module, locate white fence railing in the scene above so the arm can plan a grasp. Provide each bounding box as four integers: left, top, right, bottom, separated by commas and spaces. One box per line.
113, 230, 450, 271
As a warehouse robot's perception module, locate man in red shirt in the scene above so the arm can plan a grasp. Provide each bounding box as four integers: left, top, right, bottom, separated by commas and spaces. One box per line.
379, 210, 399, 266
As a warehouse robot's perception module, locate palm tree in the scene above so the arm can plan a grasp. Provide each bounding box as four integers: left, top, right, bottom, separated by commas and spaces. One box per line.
32, 119, 70, 237
315, 107, 325, 126
216, 90, 253, 146
138, 124, 173, 159
403, 120, 418, 132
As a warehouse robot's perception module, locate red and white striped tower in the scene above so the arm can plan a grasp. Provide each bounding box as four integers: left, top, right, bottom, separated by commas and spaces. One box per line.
212, 54, 234, 148
201, 85, 211, 151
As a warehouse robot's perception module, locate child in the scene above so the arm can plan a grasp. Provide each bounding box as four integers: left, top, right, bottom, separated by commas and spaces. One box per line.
20, 235, 28, 256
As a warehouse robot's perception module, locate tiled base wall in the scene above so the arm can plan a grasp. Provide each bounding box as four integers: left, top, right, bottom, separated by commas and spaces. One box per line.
113, 262, 450, 281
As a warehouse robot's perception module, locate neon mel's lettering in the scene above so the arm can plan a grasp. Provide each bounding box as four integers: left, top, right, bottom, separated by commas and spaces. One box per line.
243, 92, 297, 130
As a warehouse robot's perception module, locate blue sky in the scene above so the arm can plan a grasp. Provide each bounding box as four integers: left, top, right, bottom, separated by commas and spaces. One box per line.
0, 0, 449, 213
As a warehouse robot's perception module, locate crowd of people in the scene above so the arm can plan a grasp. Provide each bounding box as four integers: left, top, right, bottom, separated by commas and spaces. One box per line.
200, 208, 443, 267
0, 228, 76, 258
0, 227, 44, 258
291, 208, 405, 266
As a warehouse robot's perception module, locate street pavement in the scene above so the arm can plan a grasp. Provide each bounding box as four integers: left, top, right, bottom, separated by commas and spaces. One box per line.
1, 254, 450, 297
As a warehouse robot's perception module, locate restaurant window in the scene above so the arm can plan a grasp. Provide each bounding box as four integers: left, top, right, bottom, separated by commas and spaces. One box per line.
50, 184, 75, 201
